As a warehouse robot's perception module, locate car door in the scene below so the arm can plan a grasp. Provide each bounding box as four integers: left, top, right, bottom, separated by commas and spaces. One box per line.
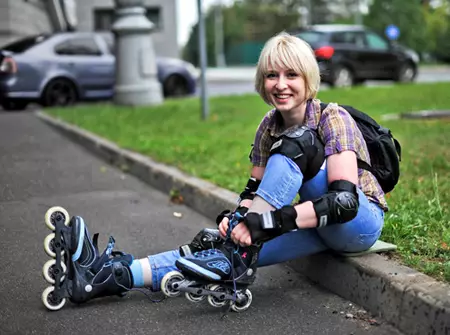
362, 32, 399, 79
53, 36, 113, 98
329, 31, 369, 77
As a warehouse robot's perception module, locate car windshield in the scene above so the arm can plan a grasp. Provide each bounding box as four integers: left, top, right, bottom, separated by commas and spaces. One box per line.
296, 31, 326, 44
1, 34, 50, 53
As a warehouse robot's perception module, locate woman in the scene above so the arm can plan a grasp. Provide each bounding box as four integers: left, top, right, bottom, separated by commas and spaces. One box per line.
42, 32, 387, 311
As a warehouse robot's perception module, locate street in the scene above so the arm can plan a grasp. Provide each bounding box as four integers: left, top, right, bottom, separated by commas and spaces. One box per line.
0, 112, 404, 335
204, 66, 450, 97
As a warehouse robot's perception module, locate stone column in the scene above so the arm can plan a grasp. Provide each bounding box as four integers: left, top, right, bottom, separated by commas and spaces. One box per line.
112, 0, 163, 106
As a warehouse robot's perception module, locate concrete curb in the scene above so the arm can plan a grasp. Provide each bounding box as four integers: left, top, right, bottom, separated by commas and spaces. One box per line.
36, 111, 450, 335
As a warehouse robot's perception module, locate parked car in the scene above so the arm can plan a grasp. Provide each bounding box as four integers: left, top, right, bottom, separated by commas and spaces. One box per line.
294, 24, 420, 87
0, 32, 198, 111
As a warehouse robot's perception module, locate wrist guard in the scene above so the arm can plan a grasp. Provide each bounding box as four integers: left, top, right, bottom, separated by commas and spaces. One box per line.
244, 206, 297, 243
215, 206, 248, 226
238, 177, 261, 202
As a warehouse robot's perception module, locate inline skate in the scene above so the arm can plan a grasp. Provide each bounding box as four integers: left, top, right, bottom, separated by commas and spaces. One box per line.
161, 214, 258, 312
41, 206, 134, 311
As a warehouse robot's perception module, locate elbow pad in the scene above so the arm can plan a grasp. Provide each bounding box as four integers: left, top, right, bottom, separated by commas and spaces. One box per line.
312, 180, 359, 227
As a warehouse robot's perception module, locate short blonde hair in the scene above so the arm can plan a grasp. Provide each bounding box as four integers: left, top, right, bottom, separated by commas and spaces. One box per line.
255, 32, 321, 105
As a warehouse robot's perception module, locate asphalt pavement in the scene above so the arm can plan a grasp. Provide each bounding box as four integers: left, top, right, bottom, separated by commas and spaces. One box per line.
0, 111, 405, 335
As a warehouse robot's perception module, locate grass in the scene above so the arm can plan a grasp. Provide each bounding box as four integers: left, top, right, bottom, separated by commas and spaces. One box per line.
46, 82, 450, 283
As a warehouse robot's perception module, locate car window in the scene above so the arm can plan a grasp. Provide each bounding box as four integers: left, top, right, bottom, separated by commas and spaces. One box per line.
296, 31, 326, 44
365, 32, 389, 50
1, 34, 50, 53
330, 32, 365, 47
54, 37, 102, 56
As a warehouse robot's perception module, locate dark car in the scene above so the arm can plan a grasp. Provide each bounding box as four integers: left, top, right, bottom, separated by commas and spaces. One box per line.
295, 24, 419, 87
0, 32, 198, 110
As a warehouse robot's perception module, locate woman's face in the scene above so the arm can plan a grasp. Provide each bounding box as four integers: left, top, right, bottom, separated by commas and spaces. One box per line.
264, 67, 307, 114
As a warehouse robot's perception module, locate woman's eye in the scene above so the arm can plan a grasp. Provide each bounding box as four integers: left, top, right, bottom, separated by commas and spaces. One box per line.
287, 72, 298, 78
266, 73, 277, 78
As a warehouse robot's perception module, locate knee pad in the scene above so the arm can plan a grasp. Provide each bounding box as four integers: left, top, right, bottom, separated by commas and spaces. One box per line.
269, 126, 325, 181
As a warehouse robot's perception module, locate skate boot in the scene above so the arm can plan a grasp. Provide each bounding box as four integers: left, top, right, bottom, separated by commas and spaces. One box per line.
178, 228, 223, 257
41, 206, 134, 311
161, 213, 258, 312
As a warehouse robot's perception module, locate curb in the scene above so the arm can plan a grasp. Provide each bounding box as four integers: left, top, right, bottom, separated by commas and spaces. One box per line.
36, 111, 450, 335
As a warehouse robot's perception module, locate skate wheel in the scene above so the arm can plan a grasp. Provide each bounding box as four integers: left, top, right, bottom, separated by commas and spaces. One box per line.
230, 288, 253, 313
185, 291, 206, 303
44, 233, 65, 258
207, 284, 228, 308
161, 271, 184, 298
42, 259, 67, 284
45, 206, 70, 230
42, 286, 66, 311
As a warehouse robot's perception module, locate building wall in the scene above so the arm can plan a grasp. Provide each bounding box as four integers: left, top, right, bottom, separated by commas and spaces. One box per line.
76, 0, 179, 58
0, 0, 53, 47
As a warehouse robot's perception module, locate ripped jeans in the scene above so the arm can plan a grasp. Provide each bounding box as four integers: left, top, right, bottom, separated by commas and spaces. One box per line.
148, 154, 384, 291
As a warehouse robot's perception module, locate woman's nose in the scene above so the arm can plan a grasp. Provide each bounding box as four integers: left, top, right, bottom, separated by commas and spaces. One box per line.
275, 75, 287, 89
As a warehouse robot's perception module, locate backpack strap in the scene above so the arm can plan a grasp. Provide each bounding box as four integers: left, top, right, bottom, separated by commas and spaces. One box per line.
319, 102, 374, 173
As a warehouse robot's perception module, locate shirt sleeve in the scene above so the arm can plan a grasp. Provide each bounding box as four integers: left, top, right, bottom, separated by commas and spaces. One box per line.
319, 104, 360, 157
250, 112, 274, 167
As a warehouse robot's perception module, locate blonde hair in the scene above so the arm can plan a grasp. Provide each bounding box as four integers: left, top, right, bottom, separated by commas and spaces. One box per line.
255, 32, 321, 105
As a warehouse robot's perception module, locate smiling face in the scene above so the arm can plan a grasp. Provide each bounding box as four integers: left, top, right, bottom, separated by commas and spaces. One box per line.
264, 67, 307, 115
255, 32, 321, 110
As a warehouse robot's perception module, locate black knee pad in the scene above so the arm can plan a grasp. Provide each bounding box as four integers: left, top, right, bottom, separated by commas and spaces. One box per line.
269, 126, 325, 181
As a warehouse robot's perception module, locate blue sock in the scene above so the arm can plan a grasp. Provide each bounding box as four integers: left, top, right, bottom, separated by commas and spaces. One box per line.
129, 260, 144, 287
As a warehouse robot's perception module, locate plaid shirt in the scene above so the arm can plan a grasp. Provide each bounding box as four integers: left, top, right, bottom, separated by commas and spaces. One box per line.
251, 99, 388, 211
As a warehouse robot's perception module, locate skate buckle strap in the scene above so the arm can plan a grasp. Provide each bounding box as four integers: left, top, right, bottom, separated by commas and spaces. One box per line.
226, 212, 243, 239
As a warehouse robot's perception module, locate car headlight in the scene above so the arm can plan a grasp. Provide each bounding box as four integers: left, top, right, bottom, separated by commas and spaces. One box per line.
185, 62, 200, 79
407, 50, 420, 64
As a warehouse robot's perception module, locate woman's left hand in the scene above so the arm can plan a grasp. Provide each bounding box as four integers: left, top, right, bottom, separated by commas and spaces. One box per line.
230, 222, 252, 246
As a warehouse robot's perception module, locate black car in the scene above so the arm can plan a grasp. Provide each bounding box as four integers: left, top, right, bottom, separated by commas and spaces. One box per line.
295, 25, 419, 87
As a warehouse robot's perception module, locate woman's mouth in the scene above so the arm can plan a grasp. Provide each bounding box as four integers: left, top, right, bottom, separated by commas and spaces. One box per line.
274, 94, 291, 103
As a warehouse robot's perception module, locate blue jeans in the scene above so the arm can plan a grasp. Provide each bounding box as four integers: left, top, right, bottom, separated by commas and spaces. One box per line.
148, 154, 384, 291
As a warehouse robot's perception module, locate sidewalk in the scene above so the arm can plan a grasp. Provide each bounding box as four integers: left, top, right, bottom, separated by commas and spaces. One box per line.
36, 111, 450, 335
0, 112, 403, 335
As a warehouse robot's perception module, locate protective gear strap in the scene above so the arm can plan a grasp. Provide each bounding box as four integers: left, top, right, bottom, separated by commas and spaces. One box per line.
269, 126, 325, 181
312, 180, 359, 228
215, 206, 248, 226
244, 206, 298, 243
238, 177, 261, 202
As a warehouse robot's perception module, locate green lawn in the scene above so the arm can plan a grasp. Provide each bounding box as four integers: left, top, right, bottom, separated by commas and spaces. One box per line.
46, 82, 450, 283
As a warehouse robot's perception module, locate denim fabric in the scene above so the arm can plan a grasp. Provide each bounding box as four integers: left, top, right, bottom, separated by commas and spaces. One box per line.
257, 154, 384, 266
148, 250, 180, 292
147, 154, 384, 290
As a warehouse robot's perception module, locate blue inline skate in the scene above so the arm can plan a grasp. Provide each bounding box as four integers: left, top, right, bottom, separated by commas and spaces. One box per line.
41, 206, 134, 311
161, 213, 258, 312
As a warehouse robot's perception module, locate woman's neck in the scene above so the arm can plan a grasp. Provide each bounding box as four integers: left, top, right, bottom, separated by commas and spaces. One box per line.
279, 101, 308, 129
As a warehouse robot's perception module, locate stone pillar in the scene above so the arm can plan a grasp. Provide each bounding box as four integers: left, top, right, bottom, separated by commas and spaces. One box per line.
112, 0, 163, 106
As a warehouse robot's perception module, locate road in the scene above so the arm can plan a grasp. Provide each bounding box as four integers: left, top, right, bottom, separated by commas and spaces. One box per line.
204, 66, 450, 97
0, 112, 403, 335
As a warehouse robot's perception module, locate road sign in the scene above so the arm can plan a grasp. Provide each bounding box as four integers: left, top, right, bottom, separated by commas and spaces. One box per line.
385, 24, 400, 40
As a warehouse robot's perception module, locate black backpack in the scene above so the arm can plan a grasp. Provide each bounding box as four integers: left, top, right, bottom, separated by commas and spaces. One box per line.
320, 103, 402, 193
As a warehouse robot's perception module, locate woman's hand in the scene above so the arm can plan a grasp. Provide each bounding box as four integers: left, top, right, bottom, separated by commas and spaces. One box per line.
218, 217, 252, 246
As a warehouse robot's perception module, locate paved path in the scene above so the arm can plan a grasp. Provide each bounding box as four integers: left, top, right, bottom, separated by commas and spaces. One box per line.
0, 111, 402, 335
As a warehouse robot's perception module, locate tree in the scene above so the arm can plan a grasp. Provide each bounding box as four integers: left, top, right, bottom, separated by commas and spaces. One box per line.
424, 2, 450, 62
364, 0, 428, 54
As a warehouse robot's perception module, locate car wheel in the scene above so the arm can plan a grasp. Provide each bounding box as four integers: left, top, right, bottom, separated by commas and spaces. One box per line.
1, 100, 28, 111
331, 66, 354, 88
163, 75, 188, 97
42, 78, 77, 107
395, 63, 416, 83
